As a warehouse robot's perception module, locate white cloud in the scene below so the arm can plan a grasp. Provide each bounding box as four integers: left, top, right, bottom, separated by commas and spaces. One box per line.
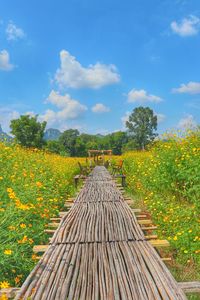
178, 115, 197, 129
127, 89, 162, 103
121, 111, 131, 130
0, 50, 14, 71
0, 107, 20, 133
172, 81, 200, 94
92, 103, 110, 113
40, 90, 87, 126
6, 21, 25, 41
55, 50, 120, 89
171, 15, 200, 37
155, 113, 166, 123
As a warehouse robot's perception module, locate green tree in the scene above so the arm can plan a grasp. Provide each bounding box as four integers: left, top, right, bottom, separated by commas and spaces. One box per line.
126, 107, 157, 150
45, 140, 63, 154
122, 139, 138, 153
59, 129, 79, 156
10, 115, 46, 148
108, 131, 128, 155
74, 137, 87, 157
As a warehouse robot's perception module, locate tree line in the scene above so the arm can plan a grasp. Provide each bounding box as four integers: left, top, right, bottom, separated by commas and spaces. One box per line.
9, 106, 158, 156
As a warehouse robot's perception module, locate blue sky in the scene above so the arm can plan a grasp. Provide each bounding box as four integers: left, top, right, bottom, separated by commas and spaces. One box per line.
0, 0, 200, 134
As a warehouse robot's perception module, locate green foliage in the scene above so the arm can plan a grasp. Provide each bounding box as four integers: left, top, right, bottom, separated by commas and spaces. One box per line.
57, 130, 128, 156
122, 130, 200, 272
59, 129, 79, 156
122, 139, 138, 153
126, 106, 157, 150
0, 143, 83, 287
45, 140, 61, 154
10, 115, 46, 148
107, 131, 128, 155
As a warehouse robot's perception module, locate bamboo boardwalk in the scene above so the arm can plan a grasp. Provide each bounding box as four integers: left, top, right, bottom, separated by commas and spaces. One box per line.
15, 166, 187, 300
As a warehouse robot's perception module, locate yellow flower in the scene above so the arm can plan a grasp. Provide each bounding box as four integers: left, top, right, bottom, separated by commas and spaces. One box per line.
20, 223, 26, 229
14, 275, 22, 284
188, 229, 192, 233
173, 236, 178, 241
32, 254, 38, 261
8, 226, 16, 231
4, 249, 12, 255
18, 235, 28, 244
0, 293, 9, 300
0, 281, 10, 288
36, 181, 42, 187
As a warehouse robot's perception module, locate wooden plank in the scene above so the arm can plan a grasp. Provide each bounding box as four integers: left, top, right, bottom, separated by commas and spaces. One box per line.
15, 166, 186, 300
178, 281, 200, 293
67, 198, 75, 203
64, 202, 73, 208
0, 288, 20, 298
59, 211, 68, 217
145, 235, 158, 240
162, 258, 172, 262
50, 217, 61, 222
33, 245, 48, 253
131, 208, 142, 213
136, 214, 148, 219
142, 226, 157, 231
149, 239, 170, 248
48, 223, 59, 228
125, 200, 133, 205
138, 219, 152, 225
44, 229, 56, 234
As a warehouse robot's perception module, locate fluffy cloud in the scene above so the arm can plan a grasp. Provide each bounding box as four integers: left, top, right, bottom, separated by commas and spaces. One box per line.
178, 115, 197, 129
0, 107, 20, 132
55, 50, 120, 89
0, 50, 14, 71
171, 15, 200, 37
127, 89, 162, 103
121, 111, 131, 130
40, 90, 87, 126
92, 103, 110, 113
155, 113, 166, 123
6, 21, 25, 41
172, 81, 200, 94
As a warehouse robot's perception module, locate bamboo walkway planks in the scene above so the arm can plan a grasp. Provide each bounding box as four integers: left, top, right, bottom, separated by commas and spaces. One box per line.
15, 166, 187, 300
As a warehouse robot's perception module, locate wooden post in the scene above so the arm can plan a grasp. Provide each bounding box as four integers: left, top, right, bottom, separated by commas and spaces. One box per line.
122, 175, 126, 187
74, 175, 79, 188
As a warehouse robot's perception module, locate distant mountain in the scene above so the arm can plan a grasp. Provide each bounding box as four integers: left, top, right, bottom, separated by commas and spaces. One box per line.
0, 125, 12, 141
44, 128, 62, 141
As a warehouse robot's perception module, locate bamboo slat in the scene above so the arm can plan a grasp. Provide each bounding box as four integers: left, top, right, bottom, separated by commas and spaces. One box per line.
15, 166, 187, 300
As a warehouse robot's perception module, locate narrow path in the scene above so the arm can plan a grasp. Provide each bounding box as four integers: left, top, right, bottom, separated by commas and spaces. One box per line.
15, 166, 187, 300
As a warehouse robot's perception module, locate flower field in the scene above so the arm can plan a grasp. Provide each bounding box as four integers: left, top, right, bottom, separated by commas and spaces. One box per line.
0, 143, 83, 289
122, 130, 200, 280
0, 130, 199, 292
